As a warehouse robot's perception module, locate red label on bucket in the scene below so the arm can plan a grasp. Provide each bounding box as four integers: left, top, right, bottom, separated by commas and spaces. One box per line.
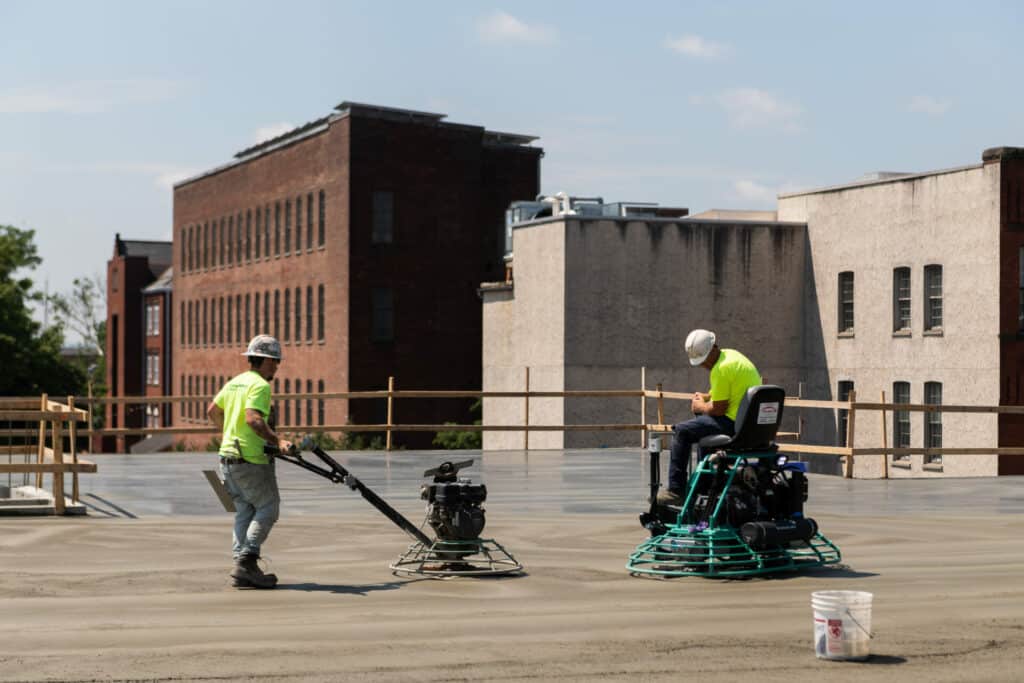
827, 618, 843, 653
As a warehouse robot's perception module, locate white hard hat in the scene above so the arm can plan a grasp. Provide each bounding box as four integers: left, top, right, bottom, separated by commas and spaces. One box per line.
243, 334, 282, 360
684, 329, 716, 366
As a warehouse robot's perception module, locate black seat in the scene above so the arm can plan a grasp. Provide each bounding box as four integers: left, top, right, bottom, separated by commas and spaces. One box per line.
697, 385, 786, 453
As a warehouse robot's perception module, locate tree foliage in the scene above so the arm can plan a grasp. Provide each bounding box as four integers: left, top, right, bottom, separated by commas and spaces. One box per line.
0, 225, 84, 396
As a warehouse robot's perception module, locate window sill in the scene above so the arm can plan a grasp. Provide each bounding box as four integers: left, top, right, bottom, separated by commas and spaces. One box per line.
838, 331, 855, 339
923, 329, 944, 337
891, 459, 912, 469
923, 462, 943, 472
892, 329, 912, 338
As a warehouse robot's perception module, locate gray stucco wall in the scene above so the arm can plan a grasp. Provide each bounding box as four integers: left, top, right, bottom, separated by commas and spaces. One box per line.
482, 221, 565, 450
483, 217, 809, 450
778, 164, 1002, 477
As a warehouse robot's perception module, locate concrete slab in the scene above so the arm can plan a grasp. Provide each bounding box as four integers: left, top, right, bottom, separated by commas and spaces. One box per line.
1, 449, 1023, 681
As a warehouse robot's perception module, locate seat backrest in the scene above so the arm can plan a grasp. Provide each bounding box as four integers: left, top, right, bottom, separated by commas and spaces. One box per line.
725, 385, 786, 451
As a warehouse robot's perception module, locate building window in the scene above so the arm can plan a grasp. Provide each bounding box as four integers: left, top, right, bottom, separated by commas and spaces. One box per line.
838, 271, 854, 334
893, 267, 910, 333
294, 287, 301, 344
186, 226, 192, 272
236, 212, 243, 263
254, 208, 262, 259
284, 379, 291, 425
274, 202, 281, 256
180, 230, 186, 273
180, 375, 186, 417
245, 294, 251, 341
263, 290, 270, 335
295, 196, 302, 254
371, 288, 394, 342
202, 222, 209, 269
227, 296, 233, 344
1019, 247, 1024, 331
187, 301, 193, 346
924, 381, 942, 464
146, 302, 160, 336
318, 190, 326, 247
202, 299, 208, 346
236, 295, 242, 344
372, 190, 394, 244
146, 352, 160, 386
253, 293, 260, 336
274, 290, 280, 338
307, 192, 314, 250
284, 199, 292, 255
893, 381, 911, 460
219, 218, 226, 266
317, 284, 325, 341
264, 205, 271, 259
294, 378, 301, 426
227, 216, 234, 265
283, 288, 291, 342
245, 210, 252, 262
306, 285, 313, 341
924, 264, 943, 332
318, 379, 325, 425
219, 297, 225, 345
180, 302, 185, 345
306, 379, 313, 426
837, 380, 854, 447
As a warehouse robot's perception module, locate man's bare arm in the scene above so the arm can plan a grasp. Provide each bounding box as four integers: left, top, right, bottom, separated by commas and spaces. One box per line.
207, 402, 225, 430
245, 409, 293, 452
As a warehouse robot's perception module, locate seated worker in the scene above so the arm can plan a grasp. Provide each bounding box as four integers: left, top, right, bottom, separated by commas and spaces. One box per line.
657, 329, 762, 506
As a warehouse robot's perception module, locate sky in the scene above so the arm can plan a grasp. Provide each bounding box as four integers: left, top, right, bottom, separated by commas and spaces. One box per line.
2, 0, 1022, 338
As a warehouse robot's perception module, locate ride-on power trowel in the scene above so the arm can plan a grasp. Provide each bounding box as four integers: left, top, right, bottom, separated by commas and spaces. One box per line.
627, 385, 842, 577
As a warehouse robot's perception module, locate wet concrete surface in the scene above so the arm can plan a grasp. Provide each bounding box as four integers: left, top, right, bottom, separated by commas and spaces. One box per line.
41, 448, 1024, 519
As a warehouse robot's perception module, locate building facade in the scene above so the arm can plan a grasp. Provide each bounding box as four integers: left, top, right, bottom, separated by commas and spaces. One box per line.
105, 234, 172, 452
484, 147, 1024, 477
172, 101, 541, 447
482, 213, 809, 450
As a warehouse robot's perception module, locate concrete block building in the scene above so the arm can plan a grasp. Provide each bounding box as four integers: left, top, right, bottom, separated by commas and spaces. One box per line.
172, 101, 541, 447
484, 147, 1024, 477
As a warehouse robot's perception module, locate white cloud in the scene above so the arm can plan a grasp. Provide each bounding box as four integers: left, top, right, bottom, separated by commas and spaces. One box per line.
253, 122, 295, 144
665, 34, 729, 59
733, 179, 777, 202
908, 95, 952, 116
476, 11, 556, 43
0, 79, 185, 114
49, 161, 202, 189
694, 87, 804, 132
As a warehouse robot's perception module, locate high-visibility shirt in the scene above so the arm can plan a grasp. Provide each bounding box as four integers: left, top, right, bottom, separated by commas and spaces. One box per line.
708, 348, 762, 421
214, 370, 272, 463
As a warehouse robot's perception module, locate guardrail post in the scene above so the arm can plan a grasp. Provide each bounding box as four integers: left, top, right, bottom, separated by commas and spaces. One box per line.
52, 415, 65, 514
844, 390, 857, 478
640, 366, 647, 448
68, 396, 79, 503
36, 394, 47, 489
386, 376, 394, 451
880, 390, 889, 479
524, 367, 530, 451
656, 383, 664, 428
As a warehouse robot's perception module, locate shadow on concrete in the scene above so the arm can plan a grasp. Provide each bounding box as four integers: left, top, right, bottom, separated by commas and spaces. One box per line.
861, 654, 908, 665
83, 493, 138, 519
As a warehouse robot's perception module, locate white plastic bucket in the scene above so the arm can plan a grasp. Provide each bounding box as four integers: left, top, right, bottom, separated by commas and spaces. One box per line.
811, 590, 873, 661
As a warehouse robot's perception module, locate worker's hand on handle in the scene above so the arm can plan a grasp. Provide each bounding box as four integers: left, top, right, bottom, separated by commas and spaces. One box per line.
277, 438, 295, 457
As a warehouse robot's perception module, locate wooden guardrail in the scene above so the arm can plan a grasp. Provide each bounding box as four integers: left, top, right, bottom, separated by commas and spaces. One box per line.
18, 368, 1024, 479
0, 396, 96, 513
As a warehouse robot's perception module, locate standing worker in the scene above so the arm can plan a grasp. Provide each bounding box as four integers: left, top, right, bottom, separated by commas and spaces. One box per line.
657, 329, 762, 506
207, 334, 293, 589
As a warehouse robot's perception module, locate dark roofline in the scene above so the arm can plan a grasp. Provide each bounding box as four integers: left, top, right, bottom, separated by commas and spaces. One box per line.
175, 100, 540, 190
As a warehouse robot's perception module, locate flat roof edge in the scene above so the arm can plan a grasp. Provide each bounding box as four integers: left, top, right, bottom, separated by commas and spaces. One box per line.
779, 162, 984, 199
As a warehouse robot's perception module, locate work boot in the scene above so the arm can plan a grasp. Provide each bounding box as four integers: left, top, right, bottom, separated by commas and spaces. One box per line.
230, 554, 278, 589
654, 489, 685, 507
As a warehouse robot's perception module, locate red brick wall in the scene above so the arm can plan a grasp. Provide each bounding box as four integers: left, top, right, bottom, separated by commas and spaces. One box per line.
996, 154, 1024, 473
171, 111, 540, 449
105, 254, 152, 451
172, 119, 350, 448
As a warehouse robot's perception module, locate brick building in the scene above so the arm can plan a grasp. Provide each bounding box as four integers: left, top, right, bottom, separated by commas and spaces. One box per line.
105, 234, 172, 452
172, 101, 541, 447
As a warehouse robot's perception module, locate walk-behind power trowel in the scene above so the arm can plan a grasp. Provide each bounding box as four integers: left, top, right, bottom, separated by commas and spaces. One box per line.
276, 440, 523, 577
627, 385, 841, 578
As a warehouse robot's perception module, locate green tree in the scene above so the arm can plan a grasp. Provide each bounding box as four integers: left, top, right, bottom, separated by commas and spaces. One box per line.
0, 225, 84, 396
48, 274, 107, 407
432, 399, 483, 449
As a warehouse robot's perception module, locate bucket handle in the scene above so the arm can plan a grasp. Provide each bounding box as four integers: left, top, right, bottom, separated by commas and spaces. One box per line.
843, 607, 874, 639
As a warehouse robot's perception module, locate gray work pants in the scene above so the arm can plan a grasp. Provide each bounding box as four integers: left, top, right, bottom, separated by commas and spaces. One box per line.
220, 460, 280, 559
